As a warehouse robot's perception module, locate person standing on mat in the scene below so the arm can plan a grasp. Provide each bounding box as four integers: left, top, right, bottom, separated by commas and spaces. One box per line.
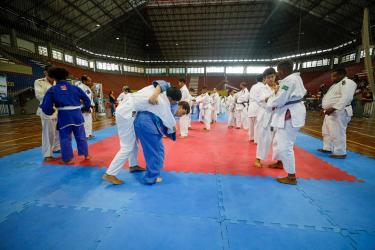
34, 64, 61, 161
178, 78, 190, 138
319, 68, 357, 159
211, 88, 220, 123
41, 67, 91, 164
226, 89, 236, 128
235, 82, 249, 129
254, 68, 277, 168
135, 101, 190, 185
266, 60, 306, 185
197, 87, 212, 131
102, 80, 187, 185
77, 75, 95, 140
247, 74, 264, 143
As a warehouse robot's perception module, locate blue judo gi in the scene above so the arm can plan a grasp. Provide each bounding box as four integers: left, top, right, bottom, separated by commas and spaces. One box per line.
41, 81, 91, 162
134, 111, 176, 184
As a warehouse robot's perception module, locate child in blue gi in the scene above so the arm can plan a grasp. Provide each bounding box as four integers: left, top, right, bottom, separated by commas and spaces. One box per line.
135, 100, 190, 185
102, 80, 190, 185
41, 67, 91, 164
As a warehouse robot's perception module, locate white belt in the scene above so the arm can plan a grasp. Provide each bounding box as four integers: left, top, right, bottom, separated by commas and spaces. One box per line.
58, 106, 81, 110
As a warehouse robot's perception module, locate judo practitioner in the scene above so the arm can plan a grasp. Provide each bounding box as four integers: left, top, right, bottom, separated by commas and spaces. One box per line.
102, 80, 187, 185
34, 65, 60, 161
211, 88, 220, 122
78, 75, 95, 139
178, 78, 190, 138
41, 67, 91, 164
319, 68, 357, 158
117, 85, 131, 103
197, 87, 212, 131
254, 68, 277, 168
247, 74, 264, 142
226, 89, 236, 128
235, 82, 249, 129
267, 60, 306, 185
135, 101, 190, 184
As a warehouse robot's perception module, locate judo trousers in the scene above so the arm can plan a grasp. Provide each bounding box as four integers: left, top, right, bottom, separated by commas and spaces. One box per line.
272, 120, 299, 174
203, 109, 211, 130
227, 111, 235, 127
41, 116, 60, 158
106, 115, 139, 176
59, 124, 88, 162
256, 125, 274, 160
134, 117, 164, 185
83, 112, 93, 137
248, 117, 256, 141
322, 110, 351, 155
179, 114, 189, 137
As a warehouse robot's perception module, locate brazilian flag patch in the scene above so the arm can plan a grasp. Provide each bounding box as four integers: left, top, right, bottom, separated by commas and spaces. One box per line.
281, 85, 289, 91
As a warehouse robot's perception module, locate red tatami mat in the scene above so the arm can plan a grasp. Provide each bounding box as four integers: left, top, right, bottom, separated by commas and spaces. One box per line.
48, 122, 358, 181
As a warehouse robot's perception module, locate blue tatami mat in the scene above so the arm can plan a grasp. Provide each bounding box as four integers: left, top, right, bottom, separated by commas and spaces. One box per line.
0, 204, 118, 250
226, 222, 354, 250
97, 212, 223, 250
1, 123, 375, 249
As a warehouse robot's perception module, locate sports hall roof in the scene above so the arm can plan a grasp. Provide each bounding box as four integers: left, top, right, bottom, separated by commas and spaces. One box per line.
0, 0, 374, 61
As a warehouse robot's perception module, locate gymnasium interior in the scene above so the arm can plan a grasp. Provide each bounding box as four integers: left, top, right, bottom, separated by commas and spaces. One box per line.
0, 0, 375, 249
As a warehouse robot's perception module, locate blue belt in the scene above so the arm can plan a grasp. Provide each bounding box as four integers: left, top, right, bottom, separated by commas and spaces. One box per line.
284, 99, 303, 106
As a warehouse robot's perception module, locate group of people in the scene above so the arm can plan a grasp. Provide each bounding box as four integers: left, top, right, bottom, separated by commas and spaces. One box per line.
35, 59, 357, 187
34, 66, 95, 163
224, 61, 356, 184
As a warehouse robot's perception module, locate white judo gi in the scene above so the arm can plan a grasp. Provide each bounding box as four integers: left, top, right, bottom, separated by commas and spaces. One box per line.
106, 83, 176, 176
117, 92, 130, 103
256, 84, 275, 160
226, 94, 236, 127
267, 73, 306, 175
78, 83, 95, 138
34, 77, 60, 158
235, 88, 249, 129
179, 84, 190, 137
211, 92, 220, 122
198, 93, 212, 130
321, 77, 356, 156
196, 94, 204, 122
248, 81, 264, 141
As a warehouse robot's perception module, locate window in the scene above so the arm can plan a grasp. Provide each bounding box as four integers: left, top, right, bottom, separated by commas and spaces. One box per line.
89, 61, 95, 69
226, 66, 244, 74
0, 34, 11, 46
96, 61, 119, 71
17, 38, 35, 53
52, 49, 63, 60
206, 66, 224, 73
169, 68, 185, 74
38, 46, 48, 56
301, 58, 330, 68
64, 54, 73, 63
187, 67, 204, 74
360, 48, 373, 58
76, 57, 88, 67
246, 66, 268, 74
341, 53, 356, 63
124, 65, 144, 74
145, 68, 167, 74
334, 57, 339, 64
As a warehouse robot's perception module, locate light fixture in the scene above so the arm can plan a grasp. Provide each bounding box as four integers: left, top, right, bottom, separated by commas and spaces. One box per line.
176, 43, 179, 46
146, 44, 149, 47
96, 24, 100, 27
116, 37, 120, 40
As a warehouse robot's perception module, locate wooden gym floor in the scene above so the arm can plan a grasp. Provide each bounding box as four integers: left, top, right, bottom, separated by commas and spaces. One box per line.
0, 112, 374, 158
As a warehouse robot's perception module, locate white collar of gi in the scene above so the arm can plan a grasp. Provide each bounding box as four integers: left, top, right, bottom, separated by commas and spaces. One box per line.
279, 72, 300, 84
